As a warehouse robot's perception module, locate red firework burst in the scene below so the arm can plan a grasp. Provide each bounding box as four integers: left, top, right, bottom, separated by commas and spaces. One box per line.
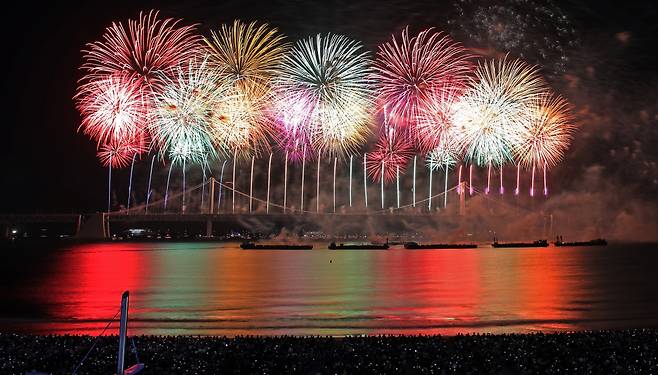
81, 10, 202, 93
367, 128, 415, 184
75, 73, 151, 146
96, 137, 147, 168
372, 27, 472, 129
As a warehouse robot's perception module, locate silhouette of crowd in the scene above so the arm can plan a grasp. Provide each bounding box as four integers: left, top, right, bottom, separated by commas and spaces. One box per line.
2, 330, 657, 374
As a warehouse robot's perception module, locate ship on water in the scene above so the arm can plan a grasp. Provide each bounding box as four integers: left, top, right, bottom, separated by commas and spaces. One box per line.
241, 242, 313, 250
329, 242, 389, 250
404, 242, 478, 249
492, 238, 549, 248
554, 236, 607, 247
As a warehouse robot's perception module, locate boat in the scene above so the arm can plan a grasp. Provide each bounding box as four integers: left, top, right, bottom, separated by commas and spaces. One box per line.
328, 242, 389, 250
554, 236, 607, 247
404, 242, 477, 249
492, 238, 549, 248
240, 242, 313, 250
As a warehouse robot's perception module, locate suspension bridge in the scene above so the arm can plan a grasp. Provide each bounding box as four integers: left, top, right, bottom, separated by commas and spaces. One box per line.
2, 175, 545, 240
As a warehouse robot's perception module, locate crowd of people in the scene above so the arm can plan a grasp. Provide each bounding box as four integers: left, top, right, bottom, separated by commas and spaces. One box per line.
1, 330, 657, 374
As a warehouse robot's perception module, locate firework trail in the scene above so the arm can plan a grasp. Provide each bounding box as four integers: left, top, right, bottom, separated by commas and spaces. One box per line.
232, 151, 237, 213
333, 157, 337, 212
349, 154, 353, 207
301, 145, 306, 211
396, 165, 401, 208
515, 163, 521, 195
453, 56, 548, 167
428, 158, 433, 210
201, 167, 207, 209
97, 140, 146, 212
283, 151, 288, 212
457, 164, 463, 195
75, 74, 150, 147
426, 134, 460, 206
367, 127, 415, 184
249, 155, 255, 212
218, 159, 228, 209
127, 153, 137, 209
380, 160, 385, 209
145, 154, 156, 213
469, 164, 474, 195
150, 59, 221, 166
373, 27, 472, 130
205, 20, 288, 158
164, 163, 174, 210
81, 10, 202, 93
363, 153, 368, 208
272, 33, 375, 157
412, 155, 417, 206
266, 153, 273, 213
316, 152, 321, 212
484, 164, 491, 194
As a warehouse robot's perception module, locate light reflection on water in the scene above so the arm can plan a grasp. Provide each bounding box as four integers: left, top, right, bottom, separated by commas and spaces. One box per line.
1, 242, 657, 336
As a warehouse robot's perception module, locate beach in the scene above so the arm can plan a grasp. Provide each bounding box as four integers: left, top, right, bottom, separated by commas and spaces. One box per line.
2, 330, 657, 374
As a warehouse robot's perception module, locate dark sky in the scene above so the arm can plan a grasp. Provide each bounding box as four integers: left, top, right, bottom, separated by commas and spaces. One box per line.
1, 0, 657, 213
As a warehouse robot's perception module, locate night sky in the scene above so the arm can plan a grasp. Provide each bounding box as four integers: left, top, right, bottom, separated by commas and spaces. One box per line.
2, 0, 657, 220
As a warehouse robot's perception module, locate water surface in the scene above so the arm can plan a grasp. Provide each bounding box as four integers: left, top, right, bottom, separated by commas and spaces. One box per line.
1, 242, 657, 335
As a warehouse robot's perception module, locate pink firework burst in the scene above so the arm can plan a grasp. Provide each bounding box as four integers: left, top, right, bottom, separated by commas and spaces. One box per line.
81, 10, 202, 93
414, 88, 462, 154
275, 119, 314, 163
272, 95, 316, 163
367, 128, 415, 184
96, 137, 147, 168
372, 27, 472, 130
75, 73, 150, 146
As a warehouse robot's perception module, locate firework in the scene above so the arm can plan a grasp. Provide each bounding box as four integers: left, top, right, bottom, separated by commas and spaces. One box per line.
205, 20, 288, 98
75, 74, 150, 146
453, 57, 548, 167
373, 27, 472, 129
415, 89, 462, 153
97, 139, 146, 168
150, 59, 222, 165
272, 33, 375, 157
367, 128, 415, 183
514, 94, 575, 169
276, 125, 312, 163
426, 136, 460, 171
209, 88, 274, 158
205, 20, 288, 157
81, 10, 202, 92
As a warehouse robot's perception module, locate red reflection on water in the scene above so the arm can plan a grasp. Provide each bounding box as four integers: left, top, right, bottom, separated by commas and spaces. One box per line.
371, 249, 482, 335
516, 248, 579, 331
45, 243, 148, 334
